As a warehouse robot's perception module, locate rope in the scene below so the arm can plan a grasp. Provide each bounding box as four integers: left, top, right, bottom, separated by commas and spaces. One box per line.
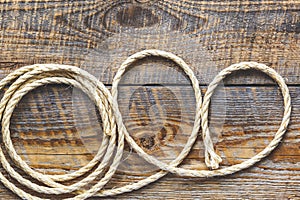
0, 50, 291, 199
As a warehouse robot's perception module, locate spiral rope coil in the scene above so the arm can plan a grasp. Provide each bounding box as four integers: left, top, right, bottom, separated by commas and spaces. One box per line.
0, 50, 291, 199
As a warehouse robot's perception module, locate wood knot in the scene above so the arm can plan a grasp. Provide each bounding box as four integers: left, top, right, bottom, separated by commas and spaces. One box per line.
116, 5, 158, 28
128, 86, 181, 153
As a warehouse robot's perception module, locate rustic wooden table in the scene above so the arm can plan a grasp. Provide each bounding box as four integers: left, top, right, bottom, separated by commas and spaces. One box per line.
0, 1, 299, 199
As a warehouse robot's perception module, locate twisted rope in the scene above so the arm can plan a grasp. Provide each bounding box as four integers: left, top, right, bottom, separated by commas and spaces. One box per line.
0, 50, 291, 199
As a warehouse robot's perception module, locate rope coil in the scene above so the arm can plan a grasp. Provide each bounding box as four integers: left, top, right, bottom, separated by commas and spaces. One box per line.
0, 50, 291, 199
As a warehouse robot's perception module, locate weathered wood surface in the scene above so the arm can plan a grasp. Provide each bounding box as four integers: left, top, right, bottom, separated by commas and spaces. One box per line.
0, 0, 299, 199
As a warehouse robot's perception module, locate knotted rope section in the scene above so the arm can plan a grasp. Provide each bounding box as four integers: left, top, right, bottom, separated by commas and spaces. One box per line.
0, 49, 291, 199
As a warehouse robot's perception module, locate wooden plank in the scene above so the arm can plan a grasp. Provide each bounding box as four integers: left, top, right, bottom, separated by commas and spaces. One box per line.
0, 0, 299, 199
0, 1, 299, 84
0, 84, 297, 199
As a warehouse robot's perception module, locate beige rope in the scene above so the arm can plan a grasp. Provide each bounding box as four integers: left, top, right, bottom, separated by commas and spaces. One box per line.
0, 65, 125, 199
0, 50, 291, 199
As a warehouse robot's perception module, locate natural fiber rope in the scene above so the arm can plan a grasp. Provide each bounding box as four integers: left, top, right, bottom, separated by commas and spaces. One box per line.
0, 65, 125, 199
0, 49, 291, 199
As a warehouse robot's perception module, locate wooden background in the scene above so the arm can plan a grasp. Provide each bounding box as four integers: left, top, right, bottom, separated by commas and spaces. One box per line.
0, 0, 299, 199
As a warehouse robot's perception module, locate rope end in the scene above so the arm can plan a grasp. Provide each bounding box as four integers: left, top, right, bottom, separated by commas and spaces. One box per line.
205, 152, 222, 170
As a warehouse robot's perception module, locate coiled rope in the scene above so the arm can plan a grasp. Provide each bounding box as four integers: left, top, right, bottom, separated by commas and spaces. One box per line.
0, 50, 291, 199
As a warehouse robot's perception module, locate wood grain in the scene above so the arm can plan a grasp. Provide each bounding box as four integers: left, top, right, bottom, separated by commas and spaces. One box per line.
0, 0, 299, 84
0, 0, 299, 199
6, 84, 300, 199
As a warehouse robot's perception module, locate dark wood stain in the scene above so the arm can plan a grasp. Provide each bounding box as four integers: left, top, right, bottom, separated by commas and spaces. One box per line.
115, 5, 158, 28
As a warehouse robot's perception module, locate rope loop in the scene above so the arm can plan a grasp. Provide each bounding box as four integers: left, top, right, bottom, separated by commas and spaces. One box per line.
0, 50, 291, 199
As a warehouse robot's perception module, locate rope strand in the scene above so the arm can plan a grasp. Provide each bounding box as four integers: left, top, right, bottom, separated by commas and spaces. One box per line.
0, 50, 291, 199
